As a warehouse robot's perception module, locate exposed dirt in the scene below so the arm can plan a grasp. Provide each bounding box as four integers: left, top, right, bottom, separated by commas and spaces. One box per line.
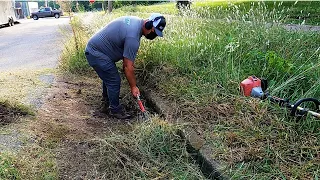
31, 73, 144, 179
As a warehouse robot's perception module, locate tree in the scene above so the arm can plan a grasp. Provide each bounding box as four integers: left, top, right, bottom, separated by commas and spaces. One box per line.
56, 0, 73, 16
176, 0, 192, 10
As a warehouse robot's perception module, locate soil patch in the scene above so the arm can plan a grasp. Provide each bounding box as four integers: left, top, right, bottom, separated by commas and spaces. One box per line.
32, 73, 144, 179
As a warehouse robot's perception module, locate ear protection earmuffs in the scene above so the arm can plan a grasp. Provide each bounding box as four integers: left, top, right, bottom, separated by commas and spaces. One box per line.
145, 16, 164, 30
145, 20, 153, 30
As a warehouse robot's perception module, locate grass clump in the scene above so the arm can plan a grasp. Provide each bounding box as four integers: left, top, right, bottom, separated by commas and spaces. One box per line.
0, 99, 34, 117
96, 117, 205, 179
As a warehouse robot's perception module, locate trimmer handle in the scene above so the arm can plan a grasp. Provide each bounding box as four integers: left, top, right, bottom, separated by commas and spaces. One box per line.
137, 95, 146, 113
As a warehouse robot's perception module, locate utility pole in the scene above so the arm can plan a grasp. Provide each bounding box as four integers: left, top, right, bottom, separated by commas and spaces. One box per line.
108, 0, 112, 13
76, 1, 79, 12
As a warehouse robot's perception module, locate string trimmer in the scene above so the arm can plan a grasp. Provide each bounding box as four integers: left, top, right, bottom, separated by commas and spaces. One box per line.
240, 75, 320, 119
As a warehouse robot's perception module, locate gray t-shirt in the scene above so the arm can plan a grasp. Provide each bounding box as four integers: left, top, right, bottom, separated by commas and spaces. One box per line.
86, 16, 144, 62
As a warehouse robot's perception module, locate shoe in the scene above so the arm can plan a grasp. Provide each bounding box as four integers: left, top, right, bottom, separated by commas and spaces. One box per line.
110, 105, 132, 120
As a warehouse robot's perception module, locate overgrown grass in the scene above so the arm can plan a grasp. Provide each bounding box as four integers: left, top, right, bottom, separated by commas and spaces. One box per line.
113, 1, 320, 25
136, 3, 319, 179
132, 3, 319, 178
137, 16, 320, 102
61, 2, 320, 179
201, 97, 320, 179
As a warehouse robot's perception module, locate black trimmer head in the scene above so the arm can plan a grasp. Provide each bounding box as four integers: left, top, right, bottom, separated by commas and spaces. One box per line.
137, 95, 150, 120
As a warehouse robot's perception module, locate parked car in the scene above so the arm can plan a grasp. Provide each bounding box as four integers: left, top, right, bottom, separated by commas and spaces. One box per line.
31, 7, 62, 20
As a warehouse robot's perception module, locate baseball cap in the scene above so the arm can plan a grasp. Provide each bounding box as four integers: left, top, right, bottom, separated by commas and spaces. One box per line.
148, 13, 166, 37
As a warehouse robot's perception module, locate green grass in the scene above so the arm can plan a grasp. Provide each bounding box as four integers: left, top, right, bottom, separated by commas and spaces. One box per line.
61, 2, 320, 179
0, 153, 20, 179
131, 3, 320, 177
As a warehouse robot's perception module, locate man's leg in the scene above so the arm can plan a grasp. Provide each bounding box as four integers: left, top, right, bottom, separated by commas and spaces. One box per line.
93, 64, 131, 119
102, 81, 108, 100
93, 65, 120, 105
100, 82, 109, 113
101, 82, 109, 103
85, 51, 130, 119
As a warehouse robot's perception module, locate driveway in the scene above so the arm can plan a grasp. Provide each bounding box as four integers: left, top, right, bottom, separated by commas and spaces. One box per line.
0, 17, 70, 72
0, 17, 71, 152
0, 17, 70, 108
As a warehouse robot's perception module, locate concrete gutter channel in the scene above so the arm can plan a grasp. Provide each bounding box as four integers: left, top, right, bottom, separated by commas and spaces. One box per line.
141, 90, 226, 180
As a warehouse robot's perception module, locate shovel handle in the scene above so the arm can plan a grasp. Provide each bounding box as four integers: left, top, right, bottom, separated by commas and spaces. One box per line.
137, 95, 146, 112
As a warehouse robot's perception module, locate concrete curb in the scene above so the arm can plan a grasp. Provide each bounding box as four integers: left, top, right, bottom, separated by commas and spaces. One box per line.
141, 90, 226, 180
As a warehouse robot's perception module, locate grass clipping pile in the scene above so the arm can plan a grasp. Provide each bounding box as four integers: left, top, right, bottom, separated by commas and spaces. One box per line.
0, 101, 29, 125
94, 117, 205, 179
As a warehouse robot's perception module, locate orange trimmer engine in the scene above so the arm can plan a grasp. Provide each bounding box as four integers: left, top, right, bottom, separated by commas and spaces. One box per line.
239, 75, 320, 119
240, 76, 264, 98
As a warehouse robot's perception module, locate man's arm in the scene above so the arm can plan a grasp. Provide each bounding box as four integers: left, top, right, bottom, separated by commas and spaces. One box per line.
123, 57, 140, 97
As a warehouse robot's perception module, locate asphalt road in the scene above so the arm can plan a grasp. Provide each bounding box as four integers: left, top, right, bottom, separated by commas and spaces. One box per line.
0, 17, 70, 72
0, 17, 70, 151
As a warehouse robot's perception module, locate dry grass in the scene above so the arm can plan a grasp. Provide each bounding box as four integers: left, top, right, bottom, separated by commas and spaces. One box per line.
90, 117, 206, 179
0, 69, 56, 108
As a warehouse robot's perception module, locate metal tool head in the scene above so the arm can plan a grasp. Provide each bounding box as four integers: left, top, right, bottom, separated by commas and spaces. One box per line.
137, 95, 150, 120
